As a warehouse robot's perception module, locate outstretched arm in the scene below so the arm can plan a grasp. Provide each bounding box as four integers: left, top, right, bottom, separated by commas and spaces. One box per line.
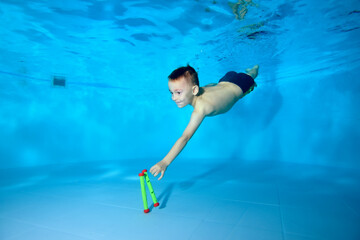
150, 109, 205, 180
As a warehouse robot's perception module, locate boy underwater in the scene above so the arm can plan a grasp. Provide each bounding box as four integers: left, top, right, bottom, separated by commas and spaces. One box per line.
150, 65, 259, 180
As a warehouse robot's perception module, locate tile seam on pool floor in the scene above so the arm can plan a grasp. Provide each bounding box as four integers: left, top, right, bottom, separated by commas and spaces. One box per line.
217, 198, 280, 207
1, 217, 97, 240
335, 188, 360, 218
276, 184, 286, 240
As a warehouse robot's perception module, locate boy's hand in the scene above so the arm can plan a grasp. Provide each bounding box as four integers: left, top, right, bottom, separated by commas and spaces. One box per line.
150, 160, 168, 180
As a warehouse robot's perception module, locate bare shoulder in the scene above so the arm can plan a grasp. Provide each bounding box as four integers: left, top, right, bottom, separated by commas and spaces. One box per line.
194, 94, 215, 116
194, 98, 207, 113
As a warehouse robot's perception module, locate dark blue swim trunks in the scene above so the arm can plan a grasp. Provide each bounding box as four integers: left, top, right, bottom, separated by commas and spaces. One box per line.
219, 71, 256, 94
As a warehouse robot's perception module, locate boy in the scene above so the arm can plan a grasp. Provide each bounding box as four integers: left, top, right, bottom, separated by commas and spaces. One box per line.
150, 65, 259, 180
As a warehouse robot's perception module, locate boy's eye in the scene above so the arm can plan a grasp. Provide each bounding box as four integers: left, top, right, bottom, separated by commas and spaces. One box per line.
169, 90, 182, 95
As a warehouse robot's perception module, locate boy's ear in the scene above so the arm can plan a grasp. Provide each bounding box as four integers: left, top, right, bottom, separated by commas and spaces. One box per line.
192, 85, 199, 95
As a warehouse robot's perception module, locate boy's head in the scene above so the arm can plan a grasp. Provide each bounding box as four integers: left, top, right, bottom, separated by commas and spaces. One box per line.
168, 65, 200, 108
168, 65, 199, 86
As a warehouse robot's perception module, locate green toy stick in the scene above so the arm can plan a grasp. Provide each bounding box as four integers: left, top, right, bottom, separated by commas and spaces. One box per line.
142, 170, 160, 207
139, 172, 150, 213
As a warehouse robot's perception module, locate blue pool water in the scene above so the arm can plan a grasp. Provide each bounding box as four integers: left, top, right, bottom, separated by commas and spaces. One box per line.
0, 0, 360, 239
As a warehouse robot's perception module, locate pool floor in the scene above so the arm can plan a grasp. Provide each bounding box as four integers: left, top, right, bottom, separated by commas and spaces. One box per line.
1, 160, 359, 240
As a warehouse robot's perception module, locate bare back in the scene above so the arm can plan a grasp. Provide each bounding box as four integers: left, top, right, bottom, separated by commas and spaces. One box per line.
194, 82, 244, 117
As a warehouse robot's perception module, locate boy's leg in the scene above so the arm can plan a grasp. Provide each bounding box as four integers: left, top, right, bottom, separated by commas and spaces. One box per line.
245, 65, 259, 79
241, 65, 259, 97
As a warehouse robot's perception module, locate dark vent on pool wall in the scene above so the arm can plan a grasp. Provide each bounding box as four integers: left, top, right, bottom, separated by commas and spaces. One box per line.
53, 76, 66, 87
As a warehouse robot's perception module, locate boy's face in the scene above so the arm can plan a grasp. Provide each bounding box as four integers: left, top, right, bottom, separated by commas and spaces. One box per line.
168, 77, 195, 108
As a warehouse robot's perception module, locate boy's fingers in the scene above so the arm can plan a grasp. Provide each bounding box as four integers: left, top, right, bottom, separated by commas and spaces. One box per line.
150, 165, 164, 179
150, 166, 157, 175
158, 171, 164, 180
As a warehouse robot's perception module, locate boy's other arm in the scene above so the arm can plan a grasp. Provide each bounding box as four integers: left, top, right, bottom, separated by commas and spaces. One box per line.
150, 109, 205, 180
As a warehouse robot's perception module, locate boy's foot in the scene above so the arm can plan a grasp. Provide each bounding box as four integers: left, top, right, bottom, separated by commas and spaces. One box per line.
245, 65, 259, 79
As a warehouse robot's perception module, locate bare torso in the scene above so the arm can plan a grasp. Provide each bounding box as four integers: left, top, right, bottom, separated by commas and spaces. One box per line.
194, 82, 244, 117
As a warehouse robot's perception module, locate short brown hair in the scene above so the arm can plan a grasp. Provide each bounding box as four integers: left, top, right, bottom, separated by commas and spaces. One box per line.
168, 65, 199, 86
